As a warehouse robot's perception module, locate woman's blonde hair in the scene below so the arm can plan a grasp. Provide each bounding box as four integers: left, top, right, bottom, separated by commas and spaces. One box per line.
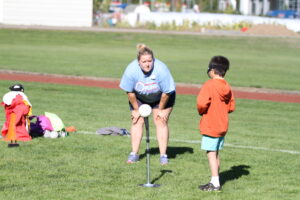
136, 43, 154, 61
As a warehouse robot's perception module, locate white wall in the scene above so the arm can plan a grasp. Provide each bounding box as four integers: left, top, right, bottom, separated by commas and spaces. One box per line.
1, 0, 92, 27
130, 12, 300, 32
0, 0, 3, 23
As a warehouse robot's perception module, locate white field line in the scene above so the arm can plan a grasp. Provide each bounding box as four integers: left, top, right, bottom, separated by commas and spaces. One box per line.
77, 130, 300, 155
0, 121, 297, 155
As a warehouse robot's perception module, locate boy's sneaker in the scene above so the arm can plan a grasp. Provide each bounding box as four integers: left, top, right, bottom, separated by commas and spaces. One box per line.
160, 155, 169, 165
199, 183, 221, 191
127, 153, 139, 163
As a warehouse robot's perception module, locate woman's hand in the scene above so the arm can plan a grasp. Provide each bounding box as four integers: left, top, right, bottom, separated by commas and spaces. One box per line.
156, 109, 169, 122
131, 109, 141, 124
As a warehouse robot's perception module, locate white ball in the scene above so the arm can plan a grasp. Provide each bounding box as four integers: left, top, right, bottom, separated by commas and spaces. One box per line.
139, 104, 152, 117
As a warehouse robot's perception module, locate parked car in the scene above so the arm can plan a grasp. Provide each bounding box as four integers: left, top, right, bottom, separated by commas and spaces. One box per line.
266, 10, 299, 19
109, 0, 127, 13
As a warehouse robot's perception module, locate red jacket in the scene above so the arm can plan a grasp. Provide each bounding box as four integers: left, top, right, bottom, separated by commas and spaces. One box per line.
197, 79, 235, 137
2, 94, 32, 141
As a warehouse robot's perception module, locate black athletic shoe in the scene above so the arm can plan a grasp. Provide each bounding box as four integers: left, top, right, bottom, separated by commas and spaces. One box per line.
199, 183, 221, 191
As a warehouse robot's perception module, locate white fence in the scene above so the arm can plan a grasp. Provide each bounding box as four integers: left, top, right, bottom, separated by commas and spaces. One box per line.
0, 0, 93, 27
126, 12, 300, 32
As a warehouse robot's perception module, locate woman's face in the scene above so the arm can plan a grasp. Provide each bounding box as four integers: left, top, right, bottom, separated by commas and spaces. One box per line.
138, 54, 153, 73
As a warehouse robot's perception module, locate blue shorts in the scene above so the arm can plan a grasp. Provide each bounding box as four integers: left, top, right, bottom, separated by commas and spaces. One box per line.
201, 135, 224, 151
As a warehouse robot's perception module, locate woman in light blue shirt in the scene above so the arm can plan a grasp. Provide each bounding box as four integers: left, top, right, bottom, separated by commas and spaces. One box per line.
120, 44, 176, 165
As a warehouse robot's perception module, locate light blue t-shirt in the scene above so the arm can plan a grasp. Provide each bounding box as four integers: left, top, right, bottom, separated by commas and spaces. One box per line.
120, 58, 176, 103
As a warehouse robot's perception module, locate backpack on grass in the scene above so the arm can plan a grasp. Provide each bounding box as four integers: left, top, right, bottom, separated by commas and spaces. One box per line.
29, 112, 68, 138
29, 115, 53, 138
44, 112, 65, 132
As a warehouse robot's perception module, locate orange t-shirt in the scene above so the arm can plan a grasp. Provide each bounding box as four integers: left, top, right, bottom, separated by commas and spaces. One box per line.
197, 79, 235, 137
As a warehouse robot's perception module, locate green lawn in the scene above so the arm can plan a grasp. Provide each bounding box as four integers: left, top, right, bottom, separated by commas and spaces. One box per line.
0, 28, 299, 199
0, 29, 300, 90
0, 81, 299, 200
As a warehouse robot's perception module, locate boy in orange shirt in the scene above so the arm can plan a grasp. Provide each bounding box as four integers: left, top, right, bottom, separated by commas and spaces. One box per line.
197, 56, 235, 191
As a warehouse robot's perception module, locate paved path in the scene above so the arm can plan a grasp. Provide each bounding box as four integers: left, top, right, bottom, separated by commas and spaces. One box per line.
1, 70, 300, 103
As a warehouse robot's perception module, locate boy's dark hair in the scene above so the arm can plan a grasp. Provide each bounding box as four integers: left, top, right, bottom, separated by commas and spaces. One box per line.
207, 56, 230, 77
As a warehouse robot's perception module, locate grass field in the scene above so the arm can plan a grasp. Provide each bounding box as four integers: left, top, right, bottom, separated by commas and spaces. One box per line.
0, 28, 299, 200
0, 29, 300, 90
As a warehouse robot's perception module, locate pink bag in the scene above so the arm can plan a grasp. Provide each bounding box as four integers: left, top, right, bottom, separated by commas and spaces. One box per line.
29, 115, 54, 137
37, 115, 54, 131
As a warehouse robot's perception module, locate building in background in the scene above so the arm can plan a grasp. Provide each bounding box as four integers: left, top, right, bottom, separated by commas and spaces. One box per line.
0, 0, 298, 28
236, 0, 299, 17
0, 0, 93, 27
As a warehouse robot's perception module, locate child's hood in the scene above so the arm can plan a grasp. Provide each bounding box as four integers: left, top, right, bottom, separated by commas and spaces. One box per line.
212, 79, 232, 101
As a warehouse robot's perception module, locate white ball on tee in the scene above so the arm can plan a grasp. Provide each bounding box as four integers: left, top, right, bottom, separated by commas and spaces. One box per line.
139, 104, 152, 117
